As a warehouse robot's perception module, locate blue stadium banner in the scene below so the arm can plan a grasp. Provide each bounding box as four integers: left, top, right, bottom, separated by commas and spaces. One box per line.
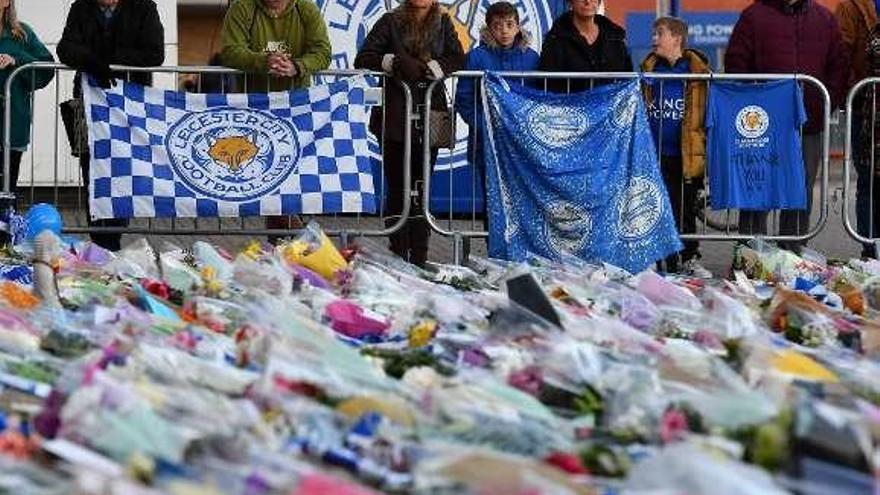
82, 75, 377, 220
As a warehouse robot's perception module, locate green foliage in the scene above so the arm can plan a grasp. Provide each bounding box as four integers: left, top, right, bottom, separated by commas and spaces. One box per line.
360, 348, 455, 379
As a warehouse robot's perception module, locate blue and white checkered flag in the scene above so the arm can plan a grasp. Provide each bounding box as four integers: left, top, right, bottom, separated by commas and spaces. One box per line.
82, 75, 377, 220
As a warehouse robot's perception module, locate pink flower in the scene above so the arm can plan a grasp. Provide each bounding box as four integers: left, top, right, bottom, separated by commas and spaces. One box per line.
544, 451, 589, 475
693, 330, 723, 350
140, 279, 170, 300
507, 366, 543, 397
660, 409, 689, 443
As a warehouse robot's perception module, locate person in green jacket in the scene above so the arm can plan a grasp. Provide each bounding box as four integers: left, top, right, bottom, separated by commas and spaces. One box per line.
220, 0, 331, 241
220, 0, 331, 92
0, 0, 54, 198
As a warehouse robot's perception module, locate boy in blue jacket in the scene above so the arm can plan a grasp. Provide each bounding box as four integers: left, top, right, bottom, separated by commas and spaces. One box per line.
455, 2, 539, 258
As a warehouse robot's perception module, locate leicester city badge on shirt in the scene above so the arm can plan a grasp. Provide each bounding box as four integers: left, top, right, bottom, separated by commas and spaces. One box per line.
480, 73, 682, 274
706, 80, 808, 211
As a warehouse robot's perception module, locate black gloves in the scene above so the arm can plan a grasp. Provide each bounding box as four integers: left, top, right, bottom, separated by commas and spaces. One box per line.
393, 53, 427, 82
85, 57, 114, 88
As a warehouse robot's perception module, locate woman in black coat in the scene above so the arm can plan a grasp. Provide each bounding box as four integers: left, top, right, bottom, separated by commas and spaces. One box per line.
538, 0, 633, 93
354, 0, 464, 268
57, 0, 164, 252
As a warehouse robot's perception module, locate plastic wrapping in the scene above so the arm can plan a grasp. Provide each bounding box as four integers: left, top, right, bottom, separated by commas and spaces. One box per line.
423, 371, 572, 457
232, 254, 293, 296
700, 288, 762, 339
103, 238, 160, 280
158, 248, 202, 293
193, 241, 234, 283
0, 307, 41, 353
131, 343, 258, 395
0, 457, 73, 495
414, 445, 591, 495
634, 271, 701, 311
624, 443, 789, 495
60, 372, 192, 463
0, 227, 879, 492
281, 221, 348, 281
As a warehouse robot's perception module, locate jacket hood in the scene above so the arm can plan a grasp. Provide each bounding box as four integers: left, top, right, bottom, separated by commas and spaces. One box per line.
759, 0, 811, 15
478, 26, 533, 50
640, 48, 711, 73
547, 11, 626, 41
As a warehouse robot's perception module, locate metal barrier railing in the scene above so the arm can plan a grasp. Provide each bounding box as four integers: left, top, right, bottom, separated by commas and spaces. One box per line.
2, 63, 413, 242
844, 77, 880, 252
423, 71, 832, 264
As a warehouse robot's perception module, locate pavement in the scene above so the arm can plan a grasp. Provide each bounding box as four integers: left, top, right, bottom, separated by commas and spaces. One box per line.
17, 157, 864, 277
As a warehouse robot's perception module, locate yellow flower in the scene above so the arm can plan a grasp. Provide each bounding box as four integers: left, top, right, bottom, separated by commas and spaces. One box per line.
242, 240, 263, 260
200, 267, 223, 295
409, 320, 437, 348
771, 350, 838, 383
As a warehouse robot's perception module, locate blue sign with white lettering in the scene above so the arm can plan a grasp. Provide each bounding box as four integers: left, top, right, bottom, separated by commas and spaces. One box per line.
627, 11, 740, 71
627, 11, 740, 49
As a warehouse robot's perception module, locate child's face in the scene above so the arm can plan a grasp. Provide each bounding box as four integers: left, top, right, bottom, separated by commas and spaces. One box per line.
489, 15, 521, 48
651, 26, 683, 61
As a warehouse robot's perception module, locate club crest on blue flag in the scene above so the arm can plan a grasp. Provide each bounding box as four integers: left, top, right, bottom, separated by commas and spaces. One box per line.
481, 73, 682, 273
82, 75, 377, 219
167, 108, 300, 202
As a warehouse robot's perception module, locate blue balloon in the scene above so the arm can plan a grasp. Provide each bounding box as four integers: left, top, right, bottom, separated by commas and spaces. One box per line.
24, 203, 63, 240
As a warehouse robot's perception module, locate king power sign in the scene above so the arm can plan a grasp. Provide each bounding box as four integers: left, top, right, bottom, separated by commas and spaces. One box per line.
317, 0, 556, 180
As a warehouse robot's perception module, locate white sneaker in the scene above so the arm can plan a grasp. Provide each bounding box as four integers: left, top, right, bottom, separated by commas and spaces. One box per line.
683, 259, 712, 279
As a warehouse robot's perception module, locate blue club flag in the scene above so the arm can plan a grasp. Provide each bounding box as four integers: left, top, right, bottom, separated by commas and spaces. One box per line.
481, 73, 682, 273
82, 75, 377, 220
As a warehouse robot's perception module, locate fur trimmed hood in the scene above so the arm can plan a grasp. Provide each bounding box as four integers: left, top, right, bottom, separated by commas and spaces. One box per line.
391, 2, 444, 60
478, 25, 533, 50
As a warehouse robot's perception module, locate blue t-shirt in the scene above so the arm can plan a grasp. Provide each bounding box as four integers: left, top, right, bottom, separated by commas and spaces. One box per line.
706, 80, 808, 211
646, 58, 689, 157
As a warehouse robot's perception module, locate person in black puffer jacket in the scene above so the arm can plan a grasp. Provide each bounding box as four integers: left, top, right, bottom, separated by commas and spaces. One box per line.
538, 0, 633, 93
57, 0, 165, 252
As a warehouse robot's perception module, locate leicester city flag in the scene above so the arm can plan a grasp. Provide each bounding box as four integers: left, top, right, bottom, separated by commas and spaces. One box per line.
481, 73, 682, 273
82, 75, 376, 220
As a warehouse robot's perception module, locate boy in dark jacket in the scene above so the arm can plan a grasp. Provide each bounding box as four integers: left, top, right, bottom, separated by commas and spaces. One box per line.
454, 1, 539, 252
724, 0, 846, 251
57, 0, 165, 251
640, 17, 711, 278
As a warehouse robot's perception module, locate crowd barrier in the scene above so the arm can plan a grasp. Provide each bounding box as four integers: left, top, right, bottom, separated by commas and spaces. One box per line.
2, 63, 412, 242
2, 64, 835, 263
424, 72, 832, 264
844, 78, 880, 253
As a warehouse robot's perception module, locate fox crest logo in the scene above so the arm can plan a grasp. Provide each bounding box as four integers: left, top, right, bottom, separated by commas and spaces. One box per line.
735, 105, 770, 140
207, 133, 260, 173
166, 108, 300, 202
